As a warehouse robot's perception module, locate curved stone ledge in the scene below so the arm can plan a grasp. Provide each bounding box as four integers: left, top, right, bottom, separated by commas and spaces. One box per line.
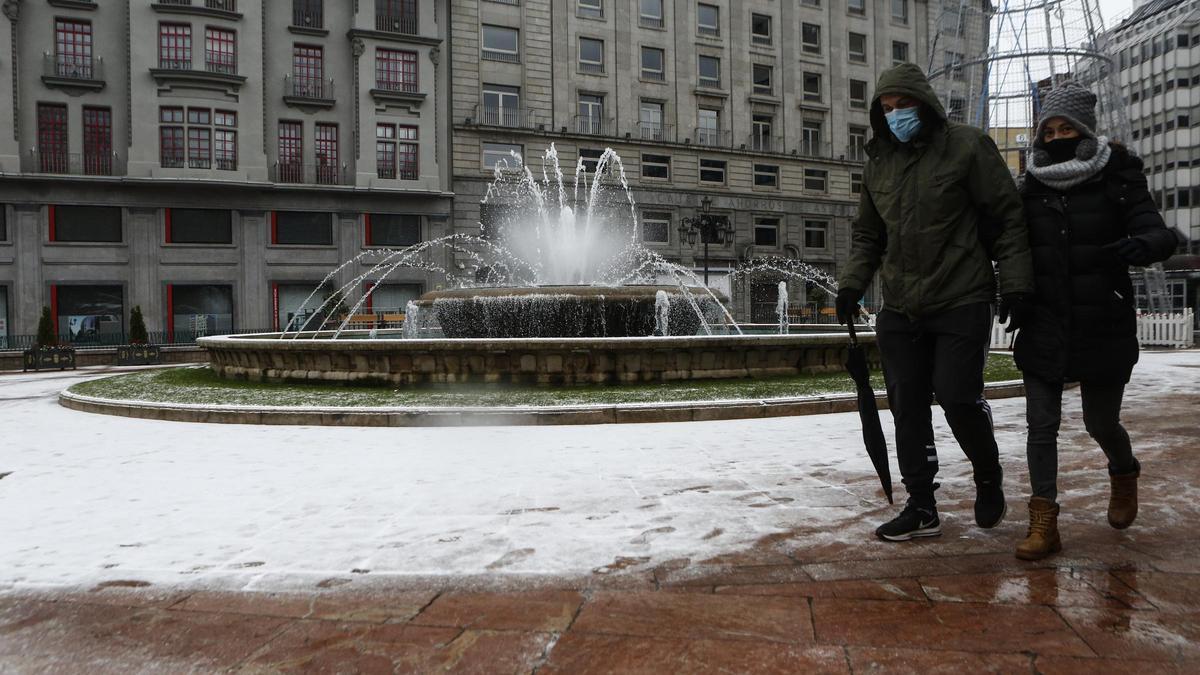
58, 381, 1026, 428
197, 332, 880, 386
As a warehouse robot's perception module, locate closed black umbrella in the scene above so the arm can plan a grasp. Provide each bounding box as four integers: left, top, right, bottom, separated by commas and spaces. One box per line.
845, 319, 894, 505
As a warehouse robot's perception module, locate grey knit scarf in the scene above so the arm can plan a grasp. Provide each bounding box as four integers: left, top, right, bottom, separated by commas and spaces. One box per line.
1025, 136, 1111, 191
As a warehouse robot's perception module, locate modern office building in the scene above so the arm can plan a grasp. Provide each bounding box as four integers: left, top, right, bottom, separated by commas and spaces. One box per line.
1105, 0, 1200, 318
449, 0, 991, 322
0, 0, 451, 345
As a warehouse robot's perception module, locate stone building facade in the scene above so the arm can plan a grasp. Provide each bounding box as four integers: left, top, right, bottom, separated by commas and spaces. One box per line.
1105, 0, 1200, 318
0, 0, 451, 344
449, 0, 991, 322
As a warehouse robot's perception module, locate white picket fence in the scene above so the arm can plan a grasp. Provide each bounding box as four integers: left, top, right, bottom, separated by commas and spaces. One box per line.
989, 309, 1196, 350
990, 317, 1016, 350
1136, 309, 1195, 348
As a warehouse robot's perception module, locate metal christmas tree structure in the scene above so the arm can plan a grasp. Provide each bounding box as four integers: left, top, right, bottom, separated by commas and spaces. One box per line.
926, 0, 1131, 177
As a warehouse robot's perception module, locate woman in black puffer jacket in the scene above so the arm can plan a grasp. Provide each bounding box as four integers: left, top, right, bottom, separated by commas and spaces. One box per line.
1009, 83, 1179, 561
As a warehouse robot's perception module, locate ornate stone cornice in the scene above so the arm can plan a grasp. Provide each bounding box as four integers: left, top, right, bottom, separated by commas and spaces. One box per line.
2, 0, 22, 23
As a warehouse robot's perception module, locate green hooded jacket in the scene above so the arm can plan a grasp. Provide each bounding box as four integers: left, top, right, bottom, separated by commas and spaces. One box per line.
837, 63, 1034, 318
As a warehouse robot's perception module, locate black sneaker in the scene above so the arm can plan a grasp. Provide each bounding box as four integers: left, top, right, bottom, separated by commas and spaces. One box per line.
975, 473, 1007, 529
875, 502, 942, 542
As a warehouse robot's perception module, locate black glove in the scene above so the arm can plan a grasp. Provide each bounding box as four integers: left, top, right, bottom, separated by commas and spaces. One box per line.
835, 287, 863, 325
1104, 238, 1153, 266
997, 293, 1034, 333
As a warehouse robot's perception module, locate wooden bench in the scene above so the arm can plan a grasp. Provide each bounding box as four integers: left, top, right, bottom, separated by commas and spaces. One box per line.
344, 314, 378, 329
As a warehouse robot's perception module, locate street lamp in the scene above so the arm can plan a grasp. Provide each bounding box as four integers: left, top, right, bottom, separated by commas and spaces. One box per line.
678, 196, 734, 286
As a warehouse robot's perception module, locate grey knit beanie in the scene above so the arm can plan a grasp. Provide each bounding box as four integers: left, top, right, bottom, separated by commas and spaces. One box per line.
1033, 82, 1098, 147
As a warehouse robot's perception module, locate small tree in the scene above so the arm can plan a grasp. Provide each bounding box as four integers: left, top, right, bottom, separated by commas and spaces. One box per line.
35, 307, 57, 348
128, 305, 149, 345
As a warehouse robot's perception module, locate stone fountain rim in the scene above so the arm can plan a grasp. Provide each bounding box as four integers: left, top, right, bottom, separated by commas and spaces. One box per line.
196, 331, 875, 351
417, 284, 716, 302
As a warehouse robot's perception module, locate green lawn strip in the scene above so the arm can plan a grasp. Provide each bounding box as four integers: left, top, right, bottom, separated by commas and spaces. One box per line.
69, 353, 1021, 408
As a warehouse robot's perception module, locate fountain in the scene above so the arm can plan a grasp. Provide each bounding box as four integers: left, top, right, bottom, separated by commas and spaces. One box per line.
198, 144, 876, 386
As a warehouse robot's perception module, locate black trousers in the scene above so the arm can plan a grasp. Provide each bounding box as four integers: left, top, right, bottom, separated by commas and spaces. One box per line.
1023, 373, 1136, 502
876, 302, 1001, 506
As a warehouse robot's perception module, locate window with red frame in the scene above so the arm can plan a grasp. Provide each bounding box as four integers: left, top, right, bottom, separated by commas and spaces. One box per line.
214, 110, 237, 170
278, 120, 302, 182
159, 107, 185, 167
314, 123, 338, 184
375, 48, 417, 92
82, 107, 112, 176
54, 19, 93, 78
291, 45, 324, 97
376, 124, 396, 179
37, 103, 69, 173
204, 27, 236, 74
159, 23, 191, 70
188, 128, 211, 169
186, 108, 212, 168
397, 125, 418, 180
376, 124, 418, 180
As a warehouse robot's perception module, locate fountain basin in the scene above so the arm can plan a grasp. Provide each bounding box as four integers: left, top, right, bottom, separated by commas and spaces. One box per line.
198, 332, 878, 386
417, 285, 722, 338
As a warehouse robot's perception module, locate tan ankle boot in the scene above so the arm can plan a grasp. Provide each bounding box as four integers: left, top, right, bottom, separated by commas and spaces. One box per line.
1108, 462, 1140, 529
1016, 497, 1061, 561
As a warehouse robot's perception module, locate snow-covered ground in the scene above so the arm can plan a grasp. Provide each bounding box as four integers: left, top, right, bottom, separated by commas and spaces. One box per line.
2, 352, 1198, 592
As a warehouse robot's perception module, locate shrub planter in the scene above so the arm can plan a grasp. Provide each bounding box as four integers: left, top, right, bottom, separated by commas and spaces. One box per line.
116, 344, 162, 366
22, 346, 77, 371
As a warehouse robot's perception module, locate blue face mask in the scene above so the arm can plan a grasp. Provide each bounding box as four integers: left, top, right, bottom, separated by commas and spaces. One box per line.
885, 106, 922, 143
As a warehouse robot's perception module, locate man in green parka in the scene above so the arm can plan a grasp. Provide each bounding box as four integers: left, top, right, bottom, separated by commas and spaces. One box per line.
836, 64, 1035, 542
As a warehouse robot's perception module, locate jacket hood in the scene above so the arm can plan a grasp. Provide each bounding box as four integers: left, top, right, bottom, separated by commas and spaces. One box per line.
869, 63, 948, 141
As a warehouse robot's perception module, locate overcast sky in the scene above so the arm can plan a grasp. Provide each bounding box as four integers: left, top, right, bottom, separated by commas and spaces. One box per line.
1097, 0, 1136, 26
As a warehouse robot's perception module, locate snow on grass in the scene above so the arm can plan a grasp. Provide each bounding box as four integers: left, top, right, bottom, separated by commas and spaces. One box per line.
67, 353, 1023, 408
1, 351, 1194, 593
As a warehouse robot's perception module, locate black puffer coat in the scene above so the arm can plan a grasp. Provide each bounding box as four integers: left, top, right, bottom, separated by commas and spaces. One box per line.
1014, 145, 1179, 384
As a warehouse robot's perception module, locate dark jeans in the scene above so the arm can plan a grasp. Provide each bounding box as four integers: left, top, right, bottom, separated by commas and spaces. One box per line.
1024, 374, 1136, 502
876, 302, 1001, 507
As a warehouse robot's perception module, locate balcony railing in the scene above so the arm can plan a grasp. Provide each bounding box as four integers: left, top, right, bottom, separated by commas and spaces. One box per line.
271, 161, 349, 185
44, 54, 103, 81
23, 150, 121, 176
639, 15, 665, 29
574, 115, 612, 135
158, 0, 237, 8
157, 57, 193, 71
159, 153, 234, 170
578, 61, 604, 74
205, 54, 237, 75
379, 161, 419, 180
293, 2, 323, 29
482, 49, 521, 64
374, 78, 418, 94
636, 122, 675, 142
472, 104, 543, 129
749, 134, 786, 154
694, 127, 731, 148
799, 140, 830, 158
376, 11, 418, 35
641, 69, 666, 82
285, 74, 334, 100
